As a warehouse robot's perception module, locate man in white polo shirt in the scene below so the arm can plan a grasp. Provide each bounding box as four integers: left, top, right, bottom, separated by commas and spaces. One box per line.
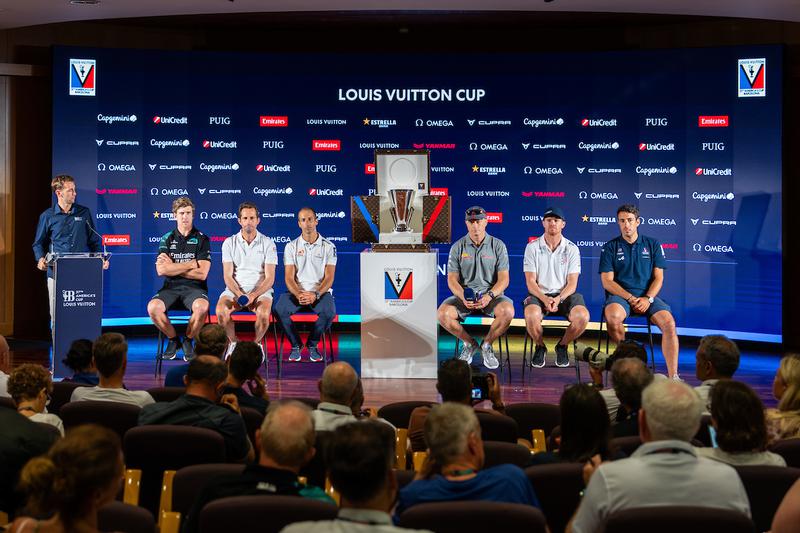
523, 207, 589, 368
215, 202, 278, 355
275, 207, 337, 363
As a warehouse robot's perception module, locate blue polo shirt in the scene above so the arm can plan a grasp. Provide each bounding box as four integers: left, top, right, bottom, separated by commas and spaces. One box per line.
32, 203, 102, 278
599, 234, 667, 294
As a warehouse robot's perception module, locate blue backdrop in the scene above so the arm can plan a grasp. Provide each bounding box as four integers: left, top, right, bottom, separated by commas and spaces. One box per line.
51, 45, 782, 342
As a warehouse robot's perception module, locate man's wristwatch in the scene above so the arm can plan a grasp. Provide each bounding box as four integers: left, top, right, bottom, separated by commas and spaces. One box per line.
647, 296, 655, 304
487, 290, 496, 299
314, 291, 321, 300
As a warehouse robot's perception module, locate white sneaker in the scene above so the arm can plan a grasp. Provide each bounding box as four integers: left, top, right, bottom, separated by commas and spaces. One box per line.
671, 373, 683, 382
481, 342, 499, 369
458, 342, 477, 365
224, 341, 237, 361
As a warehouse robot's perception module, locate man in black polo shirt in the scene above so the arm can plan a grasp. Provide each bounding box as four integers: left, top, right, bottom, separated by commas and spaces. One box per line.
223, 341, 269, 415
138, 355, 254, 463
147, 197, 211, 360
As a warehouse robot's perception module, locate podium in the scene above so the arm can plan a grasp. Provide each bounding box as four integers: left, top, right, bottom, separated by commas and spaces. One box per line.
50, 253, 104, 379
360, 250, 438, 378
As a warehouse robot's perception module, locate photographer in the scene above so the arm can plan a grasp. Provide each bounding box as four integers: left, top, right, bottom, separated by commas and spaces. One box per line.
408, 358, 507, 452
223, 341, 269, 415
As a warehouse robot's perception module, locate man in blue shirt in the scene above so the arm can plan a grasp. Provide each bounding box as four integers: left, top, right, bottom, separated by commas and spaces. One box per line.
32, 175, 107, 324
599, 204, 679, 379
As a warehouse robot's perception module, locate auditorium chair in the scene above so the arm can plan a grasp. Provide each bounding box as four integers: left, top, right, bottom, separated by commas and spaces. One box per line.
395, 428, 408, 469
693, 414, 713, 447
395, 468, 415, 488
475, 411, 518, 443
123, 425, 226, 516
0, 396, 14, 410
770, 438, 800, 467
60, 400, 141, 441
734, 465, 800, 533
377, 400, 436, 428
505, 402, 561, 444
168, 463, 246, 522
145, 386, 185, 403
298, 430, 333, 488
521, 316, 582, 383
610, 435, 642, 457
526, 463, 584, 533
398, 501, 547, 533
452, 316, 512, 382
272, 311, 336, 379
49, 381, 90, 415
240, 406, 264, 448
97, 501, 158, 533
597, 299, 657, 372
482, 441, 532, 468
602, 506, 755, 533
198, 495, 337, 533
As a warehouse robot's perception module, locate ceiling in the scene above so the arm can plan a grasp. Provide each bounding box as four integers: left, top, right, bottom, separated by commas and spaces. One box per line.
0, 0, 799, 30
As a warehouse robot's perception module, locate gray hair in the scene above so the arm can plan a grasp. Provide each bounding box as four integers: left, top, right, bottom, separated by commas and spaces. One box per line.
260, 400, 315, 469
612, 358, 653, 410
641, 379, 702, 442
424, 402, 480, 465
320, 362, 359, 405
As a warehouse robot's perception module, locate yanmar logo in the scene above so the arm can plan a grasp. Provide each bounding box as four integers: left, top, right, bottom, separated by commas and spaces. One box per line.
522, 191, 565, 198
698, 116, 729, 127
486, 212, 503, 223
102, 234, 130, 246
412, 143, 456, 150
312, 140, 341, 151
260, 116, 288, 127
96, 188, 138, 195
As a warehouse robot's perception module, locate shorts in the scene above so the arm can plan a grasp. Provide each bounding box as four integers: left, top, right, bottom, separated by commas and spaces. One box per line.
605, 294, 671, 319
441, 295, 514, 321
219, 288, 274, 304
152, 285, 208, 311
523, 292, 587, 317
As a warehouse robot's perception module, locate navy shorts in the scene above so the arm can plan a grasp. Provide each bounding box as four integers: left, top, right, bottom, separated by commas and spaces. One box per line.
152, 285, 208, 311
605, 294, 671, 319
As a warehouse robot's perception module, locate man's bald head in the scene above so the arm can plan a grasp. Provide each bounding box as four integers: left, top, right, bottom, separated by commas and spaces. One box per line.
260, 400, 315, 470
186, 355, 228, 387
319, 361, 359, 405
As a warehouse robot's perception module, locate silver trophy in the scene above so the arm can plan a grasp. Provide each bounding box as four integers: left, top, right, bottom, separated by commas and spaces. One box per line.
388, 189, 415, 232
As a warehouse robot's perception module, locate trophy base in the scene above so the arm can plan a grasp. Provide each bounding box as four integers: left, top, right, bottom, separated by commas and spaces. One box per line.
379, 231, 422, 244
371, 243, 431, 253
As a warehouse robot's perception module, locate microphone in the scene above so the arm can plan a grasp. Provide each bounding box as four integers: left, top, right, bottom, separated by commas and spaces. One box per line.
87, 223, 109, 260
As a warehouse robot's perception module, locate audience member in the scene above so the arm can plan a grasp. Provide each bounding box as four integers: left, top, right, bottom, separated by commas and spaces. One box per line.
695, 380, 785, 466
694, 334, 740, 412
139, 355, 254, 462
312, 362, 360, 431
7, 364, 64, 436
183, 400, 332, 533
282, 420, 431, 533
610, 358, 653, 438
408, 358, 507, 452
772, 478, 800, 533
0, 409, 58, 517
69, 333, 155, 407
164, 323, 228, 387
1, 333, 11, 397
566, 380, 750, 533
396, 403, 541, 516
223, 341, 269, 415
8, 425, 123, 533
60, 338, 98, 385
531, 383, 613, 465
766, 353, 800, 444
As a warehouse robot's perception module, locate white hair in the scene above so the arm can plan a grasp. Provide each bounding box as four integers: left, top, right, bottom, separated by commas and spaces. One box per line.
424, 402, 480, 465
641, 379, 702, 442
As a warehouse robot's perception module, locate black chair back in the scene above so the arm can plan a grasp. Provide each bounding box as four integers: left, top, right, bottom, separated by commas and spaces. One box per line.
734, 465, 800, 533
398, 501, 547, 533
603, 506, 754, 533
693, 414, 713, 447
198, 495, 337, 533
146, 387, 186, 403
395, 469, 415, 489
610, 435, 642, 457
60, 400, 141, 440
770, 438, 800, 467
172, 463, 246, 518
505, 403, 561, 440
240, 406, 264, 449
124, 425, 226, 515
377, 401, 436, 429
97, 501, 156, 533
0, 396, 15, 410
476, 411, 518, 443
525, 463, 584, 533
483, 441, 532, 468
298, 431, 332, 488
49, 381, 90, 415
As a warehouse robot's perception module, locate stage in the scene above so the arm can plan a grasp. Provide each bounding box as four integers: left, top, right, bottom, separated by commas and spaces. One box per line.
7, 327, 783, 409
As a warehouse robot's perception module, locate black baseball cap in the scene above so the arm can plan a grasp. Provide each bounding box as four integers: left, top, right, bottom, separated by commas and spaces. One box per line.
465, 206, 487, 221
542, 207, 565, 220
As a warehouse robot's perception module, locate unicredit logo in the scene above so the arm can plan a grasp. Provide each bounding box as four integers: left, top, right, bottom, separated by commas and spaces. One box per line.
102, 234, 131, 246
255, 164, 291, 172
312, 140, 341, 151
486, 212, 503, 223
308, 188, 344, 196
694, 167, 732, 176
639, 142, 676, 151
260, 116, 288, 127
202, 140, 237, 149
581, 118, 617, 127
430, 188, 449, 197
698, 115, 729, 127
365, 163, 376, 174
152, 116, 188, 124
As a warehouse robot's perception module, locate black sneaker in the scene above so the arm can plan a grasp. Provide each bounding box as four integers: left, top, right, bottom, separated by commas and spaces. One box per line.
163, 338, 180, 360
182, 338, 195, 361
531, 345, 547, 368
555, 343, 570, 367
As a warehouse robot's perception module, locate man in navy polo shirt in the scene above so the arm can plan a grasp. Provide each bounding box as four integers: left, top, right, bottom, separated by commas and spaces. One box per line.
599, 204, 679, 379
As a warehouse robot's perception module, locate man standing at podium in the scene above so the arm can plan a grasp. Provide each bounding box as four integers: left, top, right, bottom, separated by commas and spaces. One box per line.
32, 175, 107, 325
147, 197, 211, 361
437, 206, 513, 370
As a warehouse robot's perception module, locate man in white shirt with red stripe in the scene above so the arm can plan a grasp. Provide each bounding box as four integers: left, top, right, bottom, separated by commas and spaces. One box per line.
216, 202, 278, 355
523, 207, 589, 368
275, 207, 337, 363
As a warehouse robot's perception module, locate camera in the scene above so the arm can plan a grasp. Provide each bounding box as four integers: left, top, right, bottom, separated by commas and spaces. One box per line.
471, 373, 489, 401
575, 343, 608, 370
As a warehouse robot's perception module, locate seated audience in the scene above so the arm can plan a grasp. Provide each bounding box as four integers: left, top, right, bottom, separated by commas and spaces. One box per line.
7, 364, 64, 436
8, 425, 123, 533
60, 338, 98, 385
0, 408, 58, 518
164, 323, 228, 387
567, 380, 750, 533
766, 353, 800, 444
695, 380, 785, 466
408, 358, 507, 452
313, 361, 360, 431
0, 333, 11, 397
610, 358, 653, 438
531, 383, 613, 465
396, 403, 541, 516
139, 355, 254, 463
282, 420, 431, 533
223, 341, 269, 415
772, 478, 800, 533
184, 400, 332, 533
69, 332, 155, 407
694, 334, 740, 413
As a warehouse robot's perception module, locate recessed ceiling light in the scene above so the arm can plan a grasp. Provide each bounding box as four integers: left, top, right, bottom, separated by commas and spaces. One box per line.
70, 0, 101, 5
